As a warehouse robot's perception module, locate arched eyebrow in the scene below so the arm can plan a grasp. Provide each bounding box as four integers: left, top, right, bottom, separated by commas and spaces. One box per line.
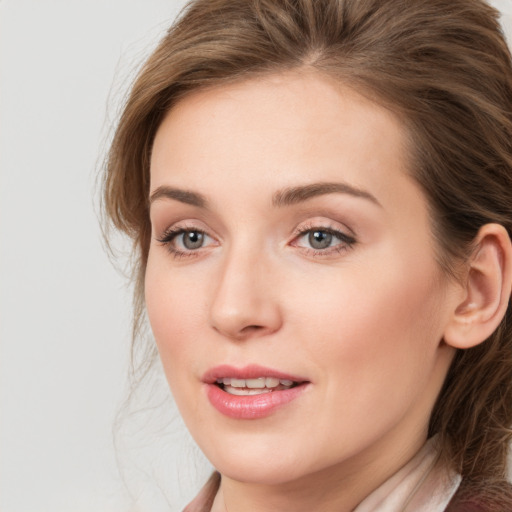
272, 182, 381, 208
150, 186, 209, 208
149, 181, 381, 209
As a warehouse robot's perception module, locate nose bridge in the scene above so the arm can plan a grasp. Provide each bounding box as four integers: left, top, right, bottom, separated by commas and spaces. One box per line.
210, 237, 282, 340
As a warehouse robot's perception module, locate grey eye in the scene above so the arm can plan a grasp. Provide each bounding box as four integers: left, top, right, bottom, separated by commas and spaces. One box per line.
308, 230, 333, 249
182, 231, 205, 250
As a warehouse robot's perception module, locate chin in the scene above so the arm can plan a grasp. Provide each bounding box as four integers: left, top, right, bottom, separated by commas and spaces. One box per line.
196, 433, 320, 485
214, 456, 307, 485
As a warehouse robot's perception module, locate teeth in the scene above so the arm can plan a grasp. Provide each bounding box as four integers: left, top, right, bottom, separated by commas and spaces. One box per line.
230, 378, 246, 388
265, 377, 280, 388
217, 377, 296, 389
224, 386, 272, 396
246, 378, 266, 388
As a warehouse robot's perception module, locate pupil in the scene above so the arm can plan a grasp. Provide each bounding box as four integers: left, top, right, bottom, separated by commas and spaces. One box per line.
309, 230, 332, 249
183, 231, 204, 249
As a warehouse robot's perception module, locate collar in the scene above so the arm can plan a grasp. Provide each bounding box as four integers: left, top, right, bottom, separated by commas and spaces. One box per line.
354, 436, 461, 512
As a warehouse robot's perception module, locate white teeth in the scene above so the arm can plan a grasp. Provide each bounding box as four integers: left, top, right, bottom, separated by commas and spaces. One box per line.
265, 377, 280, 388
246, 378, 266, 388
218, 377, 297, 390
224, 386, 272, 396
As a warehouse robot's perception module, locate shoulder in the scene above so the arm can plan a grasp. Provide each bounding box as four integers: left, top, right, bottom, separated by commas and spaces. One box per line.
445, 480, 512, 512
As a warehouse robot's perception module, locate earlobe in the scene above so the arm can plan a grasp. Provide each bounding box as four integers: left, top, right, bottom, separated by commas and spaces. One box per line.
444, 224, 512, 350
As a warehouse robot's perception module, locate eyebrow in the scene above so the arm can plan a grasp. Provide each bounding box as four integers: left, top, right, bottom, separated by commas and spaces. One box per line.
149, 181, 381, 209
272, 182, 381, 208
149, 186, 209, 208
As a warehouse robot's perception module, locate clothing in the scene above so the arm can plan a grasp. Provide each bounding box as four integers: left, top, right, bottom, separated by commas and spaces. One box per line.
184, 436, 462, 511
353, 436, 461, 511
445, 481, 512, 512
184, 472, 220, 512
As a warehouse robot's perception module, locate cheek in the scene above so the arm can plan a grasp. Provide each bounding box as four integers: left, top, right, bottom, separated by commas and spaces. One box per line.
144, 253, 208, 383
279, 261, 447, 462
293, 248, 447, 402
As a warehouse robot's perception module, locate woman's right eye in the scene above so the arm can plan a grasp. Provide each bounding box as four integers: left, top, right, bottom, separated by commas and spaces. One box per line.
156, 227, 216, 257
177, 230, 206, 250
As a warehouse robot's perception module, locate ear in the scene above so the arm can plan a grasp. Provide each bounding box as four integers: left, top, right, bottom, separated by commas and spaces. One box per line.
443, 223, 512, 349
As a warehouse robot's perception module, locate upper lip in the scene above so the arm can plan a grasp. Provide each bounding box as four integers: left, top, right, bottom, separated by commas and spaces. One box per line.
202, 364, 309, 384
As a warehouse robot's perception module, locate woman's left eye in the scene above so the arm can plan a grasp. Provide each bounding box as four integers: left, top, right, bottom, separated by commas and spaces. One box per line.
293, 227, 356, 253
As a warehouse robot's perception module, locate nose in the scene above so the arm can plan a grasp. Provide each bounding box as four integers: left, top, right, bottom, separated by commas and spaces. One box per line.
209, 246, 283, 341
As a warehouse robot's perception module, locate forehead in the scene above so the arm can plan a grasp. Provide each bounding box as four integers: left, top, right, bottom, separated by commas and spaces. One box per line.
150, 70, 413, 209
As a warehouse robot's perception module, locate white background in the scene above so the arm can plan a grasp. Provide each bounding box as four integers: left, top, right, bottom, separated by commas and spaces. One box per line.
0, 1, 212, 511
1, 1, 511, 511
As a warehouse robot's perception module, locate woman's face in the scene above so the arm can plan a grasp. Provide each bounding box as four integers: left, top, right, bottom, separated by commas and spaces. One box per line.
146, 71, 458, 486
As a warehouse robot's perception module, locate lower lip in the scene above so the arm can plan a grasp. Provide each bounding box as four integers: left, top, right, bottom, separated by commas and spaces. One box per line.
205, 383, 308, 420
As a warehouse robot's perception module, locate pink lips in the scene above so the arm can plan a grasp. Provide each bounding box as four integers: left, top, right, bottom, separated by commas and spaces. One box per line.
203, 364, 309, 420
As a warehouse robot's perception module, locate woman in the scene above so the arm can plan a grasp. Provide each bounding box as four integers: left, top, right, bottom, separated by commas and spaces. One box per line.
102, 0, 512, 510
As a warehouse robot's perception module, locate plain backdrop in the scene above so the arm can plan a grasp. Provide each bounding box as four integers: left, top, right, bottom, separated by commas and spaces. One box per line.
0, 1, 213, 511
1, 1, 511, 511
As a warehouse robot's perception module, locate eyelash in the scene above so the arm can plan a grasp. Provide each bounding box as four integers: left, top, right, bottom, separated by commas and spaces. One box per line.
156, 223, 357, 259
291, 223, 357, 257
156, 226, 212, 259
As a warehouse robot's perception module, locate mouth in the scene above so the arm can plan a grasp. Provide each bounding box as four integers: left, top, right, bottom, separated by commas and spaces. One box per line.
215, 377, 300, 396
203, 365, 310, 419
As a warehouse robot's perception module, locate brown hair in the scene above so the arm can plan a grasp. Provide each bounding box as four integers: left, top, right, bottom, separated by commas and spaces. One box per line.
103, 0, 512, 492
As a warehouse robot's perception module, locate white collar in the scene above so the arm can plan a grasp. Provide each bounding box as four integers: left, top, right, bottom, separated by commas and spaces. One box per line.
354, 436, 461, 512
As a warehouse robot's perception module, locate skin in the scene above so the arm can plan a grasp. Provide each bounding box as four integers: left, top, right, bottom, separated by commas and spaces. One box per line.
145, 71, 464, 512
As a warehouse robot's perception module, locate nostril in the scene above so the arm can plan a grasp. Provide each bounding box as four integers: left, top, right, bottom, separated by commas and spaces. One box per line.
241, 325, 264, 333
